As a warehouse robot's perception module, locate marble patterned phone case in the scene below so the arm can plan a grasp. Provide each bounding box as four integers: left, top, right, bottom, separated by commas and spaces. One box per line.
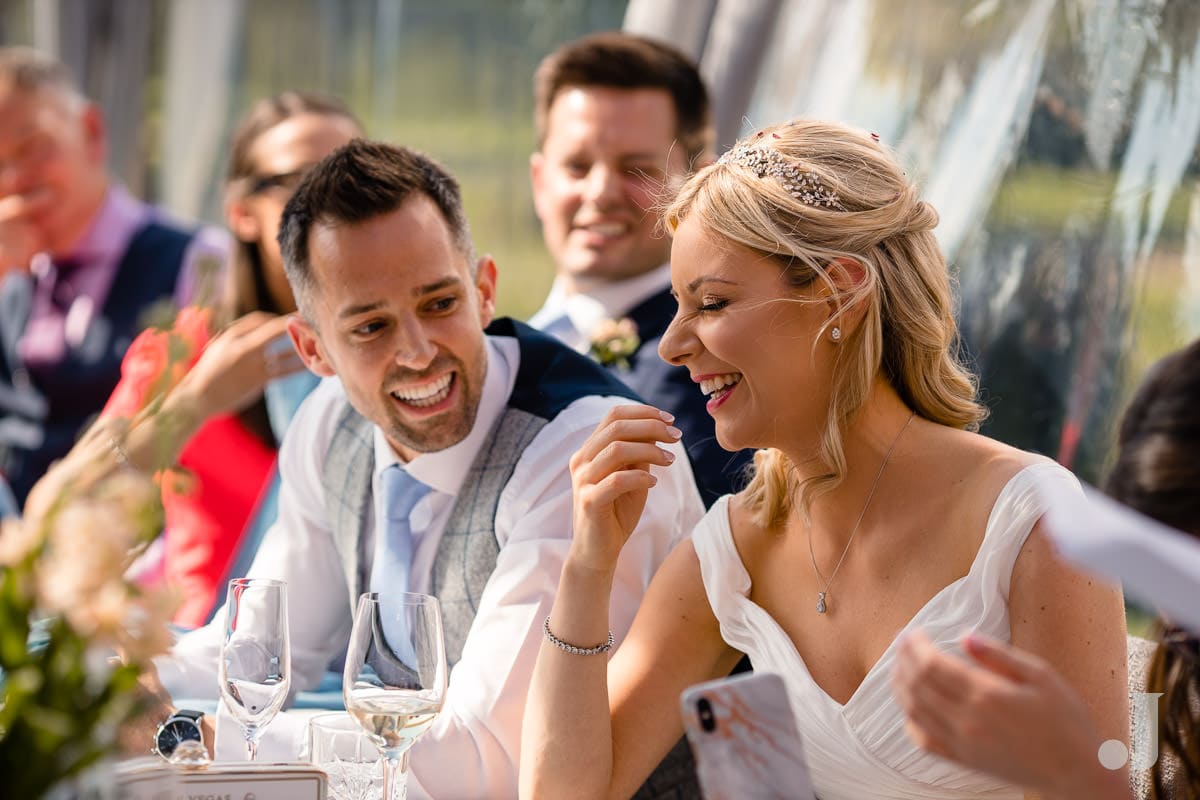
680, 672, 817, 800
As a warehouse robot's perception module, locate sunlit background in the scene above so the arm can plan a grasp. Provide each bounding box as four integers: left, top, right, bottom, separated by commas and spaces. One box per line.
2, 0, 1197, 486
0, 0, 628, 319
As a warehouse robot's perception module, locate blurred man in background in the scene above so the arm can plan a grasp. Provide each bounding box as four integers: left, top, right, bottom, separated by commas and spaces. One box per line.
0, 47, 225, 506
528, 32, 752, 507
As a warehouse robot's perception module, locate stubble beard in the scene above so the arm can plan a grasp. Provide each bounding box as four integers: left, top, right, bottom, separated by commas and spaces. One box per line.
380, 352, 484, 456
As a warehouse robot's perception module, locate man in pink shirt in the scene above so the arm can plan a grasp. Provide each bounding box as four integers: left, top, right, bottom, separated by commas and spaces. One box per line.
0, 47, 225, 506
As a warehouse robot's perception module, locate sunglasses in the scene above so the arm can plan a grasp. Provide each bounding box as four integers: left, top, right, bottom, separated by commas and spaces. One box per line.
246, 168, 310, 196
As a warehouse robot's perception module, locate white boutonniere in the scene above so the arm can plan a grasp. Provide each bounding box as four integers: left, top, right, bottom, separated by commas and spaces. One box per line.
589, 317, 640, 370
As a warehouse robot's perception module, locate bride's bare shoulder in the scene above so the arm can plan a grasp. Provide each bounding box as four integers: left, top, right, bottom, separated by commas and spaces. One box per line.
723, 489, 776, 563
921, 423, 1057, 494
724, 491, 757, 540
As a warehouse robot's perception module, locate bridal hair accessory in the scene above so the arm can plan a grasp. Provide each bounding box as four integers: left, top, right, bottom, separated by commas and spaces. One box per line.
809, 410, 915, 614
718, 139, 844, 210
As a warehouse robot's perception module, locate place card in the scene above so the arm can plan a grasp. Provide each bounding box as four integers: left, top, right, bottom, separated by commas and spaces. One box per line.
116, 759, 327, 800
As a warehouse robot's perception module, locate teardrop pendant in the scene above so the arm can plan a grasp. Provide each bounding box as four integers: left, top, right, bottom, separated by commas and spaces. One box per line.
816, 592, 827, 614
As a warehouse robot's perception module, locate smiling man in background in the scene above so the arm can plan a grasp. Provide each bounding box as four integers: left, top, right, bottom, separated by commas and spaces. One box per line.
528, 32, 752, 506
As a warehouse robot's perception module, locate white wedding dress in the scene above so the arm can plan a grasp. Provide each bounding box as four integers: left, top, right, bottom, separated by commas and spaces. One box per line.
692, 462, 1077, 799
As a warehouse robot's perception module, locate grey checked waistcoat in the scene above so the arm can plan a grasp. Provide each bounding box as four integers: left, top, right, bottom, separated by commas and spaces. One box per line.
322, 398, 546, 666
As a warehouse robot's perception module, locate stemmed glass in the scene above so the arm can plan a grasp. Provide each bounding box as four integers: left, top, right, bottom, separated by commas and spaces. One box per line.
219, 577, 291, 761
343, 592, 447, 800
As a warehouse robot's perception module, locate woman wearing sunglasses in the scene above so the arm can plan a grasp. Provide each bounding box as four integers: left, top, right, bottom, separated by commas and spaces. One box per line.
107, 93, 364, 626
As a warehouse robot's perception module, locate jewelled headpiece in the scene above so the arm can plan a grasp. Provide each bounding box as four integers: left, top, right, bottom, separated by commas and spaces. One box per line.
717, 137, 844, 210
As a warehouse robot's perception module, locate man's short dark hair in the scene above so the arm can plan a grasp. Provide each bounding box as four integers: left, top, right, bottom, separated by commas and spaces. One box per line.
534, 32, 711, 164
278, 139, 474, 312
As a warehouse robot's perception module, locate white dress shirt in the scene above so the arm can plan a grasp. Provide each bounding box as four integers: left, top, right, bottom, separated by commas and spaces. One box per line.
528, 263, 672, 352
157, 334, 703, 798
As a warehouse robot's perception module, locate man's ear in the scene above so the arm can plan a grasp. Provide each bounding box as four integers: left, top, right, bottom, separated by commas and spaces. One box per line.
80, 102, 107, 166
475, 255, 499, 328
286, 315, 335, 378
226, 196, 261, 243
529, 152, 548, 222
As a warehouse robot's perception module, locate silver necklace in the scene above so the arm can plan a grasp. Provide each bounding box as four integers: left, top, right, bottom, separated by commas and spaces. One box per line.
808, 411, 915, 615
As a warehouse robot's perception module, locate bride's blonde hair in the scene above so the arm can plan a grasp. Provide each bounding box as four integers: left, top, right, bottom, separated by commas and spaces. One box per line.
664, 119, 985, 529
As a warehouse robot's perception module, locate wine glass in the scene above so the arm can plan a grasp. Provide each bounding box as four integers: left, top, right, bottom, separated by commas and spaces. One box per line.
219, 577, 291, 761
343, 592, 447, 800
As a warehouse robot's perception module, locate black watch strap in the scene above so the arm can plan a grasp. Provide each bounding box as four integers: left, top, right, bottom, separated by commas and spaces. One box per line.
175, 709, 204, 723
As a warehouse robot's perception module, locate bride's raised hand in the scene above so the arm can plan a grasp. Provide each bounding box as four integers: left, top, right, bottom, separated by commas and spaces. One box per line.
567, 404, 682, 573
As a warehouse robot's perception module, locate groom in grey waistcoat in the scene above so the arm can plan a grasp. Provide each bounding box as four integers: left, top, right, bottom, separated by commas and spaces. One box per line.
150, 140, 704, 798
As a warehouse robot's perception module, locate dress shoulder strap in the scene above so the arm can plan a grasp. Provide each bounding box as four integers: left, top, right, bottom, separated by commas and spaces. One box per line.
971, 461, 1079, 599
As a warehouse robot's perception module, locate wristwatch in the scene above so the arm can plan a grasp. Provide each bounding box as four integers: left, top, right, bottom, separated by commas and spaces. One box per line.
153, 708, 205, 761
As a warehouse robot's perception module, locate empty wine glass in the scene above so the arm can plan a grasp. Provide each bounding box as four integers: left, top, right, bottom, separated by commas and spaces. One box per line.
343, 592, 446, 800
219, 577, 291, 761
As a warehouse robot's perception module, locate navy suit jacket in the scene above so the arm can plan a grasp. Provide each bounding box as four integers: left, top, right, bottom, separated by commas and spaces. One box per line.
617, 287, 753, 507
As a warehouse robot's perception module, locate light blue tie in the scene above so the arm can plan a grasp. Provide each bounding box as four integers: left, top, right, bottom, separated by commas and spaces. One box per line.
370, 466, 433, 667
371, 465, 433, 598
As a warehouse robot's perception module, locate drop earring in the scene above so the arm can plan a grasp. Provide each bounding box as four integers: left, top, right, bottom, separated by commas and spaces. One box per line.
831, 326, 842, 342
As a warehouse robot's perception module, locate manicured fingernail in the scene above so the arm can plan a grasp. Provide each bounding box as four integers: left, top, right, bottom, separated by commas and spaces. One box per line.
659, 410, 675, 423
662, 449, 676, 463
666, 426, 683, 439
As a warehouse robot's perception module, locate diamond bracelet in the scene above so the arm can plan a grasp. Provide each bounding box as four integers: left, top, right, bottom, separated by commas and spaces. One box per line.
543, 616, 613, 657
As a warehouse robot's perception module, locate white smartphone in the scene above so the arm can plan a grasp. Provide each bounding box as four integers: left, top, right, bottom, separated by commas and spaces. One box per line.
680, 672, 817, 800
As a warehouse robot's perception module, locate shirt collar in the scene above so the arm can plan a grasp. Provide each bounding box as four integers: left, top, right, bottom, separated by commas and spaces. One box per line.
537, 263, 671, 338
372, 335, 516, 498
61, 185, 151, 267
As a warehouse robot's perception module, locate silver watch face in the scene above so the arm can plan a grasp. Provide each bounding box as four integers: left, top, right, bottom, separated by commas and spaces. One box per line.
155, 717, 202, 758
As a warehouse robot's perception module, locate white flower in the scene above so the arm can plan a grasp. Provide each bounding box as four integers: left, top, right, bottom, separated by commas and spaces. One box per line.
589, 317, 641, 369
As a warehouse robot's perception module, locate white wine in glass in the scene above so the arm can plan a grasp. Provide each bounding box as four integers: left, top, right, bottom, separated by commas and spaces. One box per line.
344, 593, 446, 800
219, 578, 291, 761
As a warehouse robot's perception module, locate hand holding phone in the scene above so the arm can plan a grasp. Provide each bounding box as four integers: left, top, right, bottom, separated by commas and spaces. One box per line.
680, 672, 816, 800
